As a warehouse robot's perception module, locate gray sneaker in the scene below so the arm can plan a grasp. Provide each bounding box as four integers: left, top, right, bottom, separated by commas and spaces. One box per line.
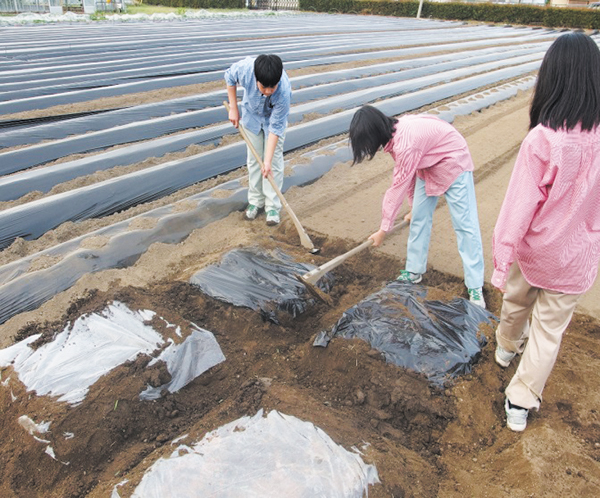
505, 398, 528, 432
266, 209, 280, 226
495, 345, 516, 368
245, 204, 261, 220
397, 270, 422, 283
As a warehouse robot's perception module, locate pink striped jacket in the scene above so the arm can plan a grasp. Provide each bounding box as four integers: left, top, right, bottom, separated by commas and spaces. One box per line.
380, 114, 474, 232
492, 123, 600, 293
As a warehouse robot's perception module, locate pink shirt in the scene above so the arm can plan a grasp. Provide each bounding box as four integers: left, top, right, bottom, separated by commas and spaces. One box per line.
381, 114, 474, 232
492, 123, 600, 294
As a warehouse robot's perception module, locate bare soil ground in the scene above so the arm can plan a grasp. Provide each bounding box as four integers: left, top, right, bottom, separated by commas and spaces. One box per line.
1, 67, 600, 497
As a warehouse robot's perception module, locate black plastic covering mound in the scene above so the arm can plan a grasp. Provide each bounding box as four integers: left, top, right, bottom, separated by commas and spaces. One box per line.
315, 282, 495, 386
189, 247, 333, 323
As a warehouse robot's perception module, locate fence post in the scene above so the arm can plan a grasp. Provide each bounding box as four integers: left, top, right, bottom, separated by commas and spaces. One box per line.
417, 0, 424, 19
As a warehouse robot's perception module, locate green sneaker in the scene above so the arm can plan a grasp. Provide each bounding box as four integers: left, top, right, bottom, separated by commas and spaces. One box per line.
397, 270, 422, 284
266, 209, 280, 226
245, 204, 261, 220
468, 287, 486, 309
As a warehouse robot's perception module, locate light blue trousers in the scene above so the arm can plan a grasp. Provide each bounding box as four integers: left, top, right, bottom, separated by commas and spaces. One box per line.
405, 171, 484, 289
245, 128, 285, 212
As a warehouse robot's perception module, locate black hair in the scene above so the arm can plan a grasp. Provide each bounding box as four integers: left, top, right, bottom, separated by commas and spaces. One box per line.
254, 54, 283, 88
349, 105, 397, 164
530, 32, 600, 131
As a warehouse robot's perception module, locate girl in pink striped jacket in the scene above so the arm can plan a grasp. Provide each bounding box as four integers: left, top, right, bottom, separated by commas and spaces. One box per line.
493, 32, 600, 432
349, 105, 486, 308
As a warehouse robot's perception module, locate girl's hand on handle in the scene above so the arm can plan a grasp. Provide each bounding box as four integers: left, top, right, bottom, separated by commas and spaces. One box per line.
369, 229, 386, 247
404, 212, 412, 223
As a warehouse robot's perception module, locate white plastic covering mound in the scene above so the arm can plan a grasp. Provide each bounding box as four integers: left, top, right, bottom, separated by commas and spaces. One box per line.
0, 10, 298, 25
0, 301, 225, 405
127, 409, 379, 498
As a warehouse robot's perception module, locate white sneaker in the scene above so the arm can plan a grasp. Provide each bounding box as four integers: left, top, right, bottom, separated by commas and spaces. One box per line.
397, 270, 422, 283
266, 209, 280, 226
495, 345, 516, 368
468, 287, 486, 308
245, 204, 261, 220
505, 398, 528, 432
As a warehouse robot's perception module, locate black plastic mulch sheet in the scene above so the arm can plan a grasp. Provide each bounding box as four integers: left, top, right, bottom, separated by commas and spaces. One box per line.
316, 282, 495, 386
189, 247, 333, 323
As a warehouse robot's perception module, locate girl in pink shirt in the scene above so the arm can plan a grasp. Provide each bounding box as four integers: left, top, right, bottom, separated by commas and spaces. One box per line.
349, 105, 485, 308
493, 33, 600, 432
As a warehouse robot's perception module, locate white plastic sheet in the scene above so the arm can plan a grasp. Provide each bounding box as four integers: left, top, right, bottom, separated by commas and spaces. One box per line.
140, 327, 225, 400
130, 409, 379, 498
0, 10, 297, 26
0, 302, 162, 404
0, 301, 225, 405
17, 414, 70, 464
17, 415, 50, 436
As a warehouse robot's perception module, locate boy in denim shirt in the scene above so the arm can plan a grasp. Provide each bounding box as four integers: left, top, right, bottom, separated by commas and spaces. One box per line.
225, 54, 292, 225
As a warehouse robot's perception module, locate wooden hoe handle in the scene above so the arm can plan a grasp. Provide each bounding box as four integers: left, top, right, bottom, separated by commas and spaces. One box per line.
223, 101, 317, 252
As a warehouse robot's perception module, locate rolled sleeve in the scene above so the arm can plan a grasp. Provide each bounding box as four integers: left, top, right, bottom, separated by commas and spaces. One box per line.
224, 58, 251, 87
224, 67, 237, 87
491, 267, 509, 290
268, 107, 288, 137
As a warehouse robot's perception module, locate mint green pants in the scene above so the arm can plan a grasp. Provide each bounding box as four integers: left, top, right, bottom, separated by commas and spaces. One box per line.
245, 128, 285, 213
406, 171, 484, 289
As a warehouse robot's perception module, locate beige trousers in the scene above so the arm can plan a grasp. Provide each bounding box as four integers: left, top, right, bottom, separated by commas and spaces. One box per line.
496, 264, 582, 410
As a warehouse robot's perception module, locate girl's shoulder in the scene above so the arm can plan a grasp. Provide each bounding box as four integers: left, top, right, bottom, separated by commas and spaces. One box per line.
399, 113, 439, 122
396, 113, 444, 128
523, 124, 600, 161
528, 122, 600, 142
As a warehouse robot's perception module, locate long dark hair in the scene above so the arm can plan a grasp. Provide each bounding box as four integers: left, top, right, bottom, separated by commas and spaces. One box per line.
530, 32, 600, 131
349, 105, 397, 164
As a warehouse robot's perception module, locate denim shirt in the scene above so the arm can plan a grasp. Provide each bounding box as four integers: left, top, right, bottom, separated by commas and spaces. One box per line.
224, 56, 291, 138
